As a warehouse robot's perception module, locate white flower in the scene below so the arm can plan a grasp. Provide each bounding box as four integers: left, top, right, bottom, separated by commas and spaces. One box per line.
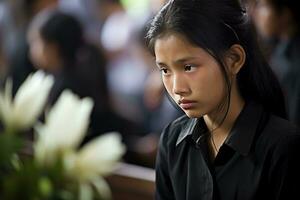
33, 90, 125, 200
65, 132, 126, 200
34, 90, 94, 165
66, 132, 126, 180
0, 70, 54, 132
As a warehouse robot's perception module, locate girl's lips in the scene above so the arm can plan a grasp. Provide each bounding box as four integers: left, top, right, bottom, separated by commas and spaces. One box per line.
180, 102, 197, 110
178, 100, 197, 110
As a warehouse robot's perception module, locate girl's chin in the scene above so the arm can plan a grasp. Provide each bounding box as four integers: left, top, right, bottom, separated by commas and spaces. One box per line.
184, 111, 203, 119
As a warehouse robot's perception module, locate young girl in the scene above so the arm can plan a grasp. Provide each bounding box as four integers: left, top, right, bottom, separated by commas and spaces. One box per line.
146, 0, 300, 199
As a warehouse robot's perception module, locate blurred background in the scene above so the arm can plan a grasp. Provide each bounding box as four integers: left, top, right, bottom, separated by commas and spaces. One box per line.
0, 0, 183, 170
0, 0, 299, 169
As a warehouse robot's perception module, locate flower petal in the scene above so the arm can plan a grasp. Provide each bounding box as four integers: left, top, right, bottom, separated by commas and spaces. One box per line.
79, 183, 93, 200
74, 132, 126, 180
13, 71, 54, 130
34, 90, 94, 165
91, 176, 111, 200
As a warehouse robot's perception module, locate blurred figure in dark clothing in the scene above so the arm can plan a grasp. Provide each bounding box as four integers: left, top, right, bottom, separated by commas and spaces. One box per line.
27, 9, 138, 145
4, 0, 58, 94
253, 0, 300, 126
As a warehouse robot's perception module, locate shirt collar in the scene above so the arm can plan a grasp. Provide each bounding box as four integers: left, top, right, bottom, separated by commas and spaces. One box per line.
175, 102, 264, 156
176, 117, 208, 146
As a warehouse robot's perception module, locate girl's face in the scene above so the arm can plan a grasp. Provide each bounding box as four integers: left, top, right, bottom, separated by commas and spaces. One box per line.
154, 33, 226, 118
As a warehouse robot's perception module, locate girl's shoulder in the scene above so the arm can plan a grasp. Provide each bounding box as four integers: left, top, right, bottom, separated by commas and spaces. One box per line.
159, 115, 194, 147
264, 115, 300, 137
260, 115, 300, 163
258, 114, 300, 150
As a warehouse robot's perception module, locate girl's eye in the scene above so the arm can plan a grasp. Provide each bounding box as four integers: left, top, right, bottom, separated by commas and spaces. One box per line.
184, 64, 196, 72
160, 68, 169, 75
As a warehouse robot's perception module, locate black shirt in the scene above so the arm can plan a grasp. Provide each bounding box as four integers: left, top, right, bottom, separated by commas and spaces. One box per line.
155, 102, 300, 200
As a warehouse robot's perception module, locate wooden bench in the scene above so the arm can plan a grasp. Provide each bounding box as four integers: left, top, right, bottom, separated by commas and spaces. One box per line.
106, 163, 155, 200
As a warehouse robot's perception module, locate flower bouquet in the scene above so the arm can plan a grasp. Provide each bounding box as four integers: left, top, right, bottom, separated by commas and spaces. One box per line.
0, 71, 125, 200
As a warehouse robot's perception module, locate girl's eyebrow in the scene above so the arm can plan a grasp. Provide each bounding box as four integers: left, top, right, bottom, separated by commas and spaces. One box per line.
173, 56, 198, 64
155, 61, 165, 65
156, 56, 199, 66
155, 61, 166, 67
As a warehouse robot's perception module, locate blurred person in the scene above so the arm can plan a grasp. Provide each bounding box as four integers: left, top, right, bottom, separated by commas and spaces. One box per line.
96, 0, 125, 22
99, 0, 150, 128
58, 0, 103, 45
243, 0, 277, 60
99, 0, 177, 126
98, 0, 180, 167
27, 9, 136, 145
146, 0, 300, 199
0, 3, 8, 80
3, 0, 58, 94
253, 0, 300, 126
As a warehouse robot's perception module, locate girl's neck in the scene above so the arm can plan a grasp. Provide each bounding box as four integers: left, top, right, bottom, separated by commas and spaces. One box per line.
204, 93, 245, 136
204, 85, 245, 158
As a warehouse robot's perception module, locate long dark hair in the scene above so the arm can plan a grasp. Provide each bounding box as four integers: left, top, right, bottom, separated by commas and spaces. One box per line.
29, 10, 110, 111
37, 10, 84, 67
146, 0, 286, 119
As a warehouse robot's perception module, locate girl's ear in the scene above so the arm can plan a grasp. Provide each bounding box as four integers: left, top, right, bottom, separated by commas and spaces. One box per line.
224, 44, 246, 75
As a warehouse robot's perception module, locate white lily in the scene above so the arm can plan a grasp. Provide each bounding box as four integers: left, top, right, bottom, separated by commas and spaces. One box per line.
34, 90, 94, 165
65, 132, 126, 200
34, 90, 125, 199
66, 132, 126, 180
0, 70, 54, 132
